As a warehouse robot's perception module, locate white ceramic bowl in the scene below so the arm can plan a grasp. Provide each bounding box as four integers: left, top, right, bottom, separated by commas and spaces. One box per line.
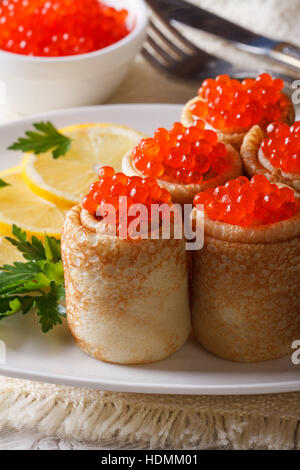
0, 0, 148, 114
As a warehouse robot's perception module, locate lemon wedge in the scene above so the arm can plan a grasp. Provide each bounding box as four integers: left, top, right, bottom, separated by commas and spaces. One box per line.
0, 167, 65, 238
22, 123, 145, 209
0, 236, 25, 266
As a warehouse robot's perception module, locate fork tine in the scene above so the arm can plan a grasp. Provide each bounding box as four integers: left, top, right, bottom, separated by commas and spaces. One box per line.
141, 46, 173, 72
144, 34, 176, 65
161, 20, 200, 53
148, 19, 187, 58
150, 9, 223, 61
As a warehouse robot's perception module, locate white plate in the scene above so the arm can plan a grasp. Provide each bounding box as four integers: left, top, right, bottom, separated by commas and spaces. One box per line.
0, 104, 299, 395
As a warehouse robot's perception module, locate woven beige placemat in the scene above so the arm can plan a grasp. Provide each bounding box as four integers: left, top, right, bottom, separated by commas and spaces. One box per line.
0, 0, 300, 450
0, 377, 299, 450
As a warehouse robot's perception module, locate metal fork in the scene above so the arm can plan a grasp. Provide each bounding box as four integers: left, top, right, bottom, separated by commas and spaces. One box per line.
142, 17, 297, 92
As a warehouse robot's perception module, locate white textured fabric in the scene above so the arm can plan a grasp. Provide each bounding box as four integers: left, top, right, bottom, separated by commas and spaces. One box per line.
0, 0, 300, 450
0, 378, 300, 450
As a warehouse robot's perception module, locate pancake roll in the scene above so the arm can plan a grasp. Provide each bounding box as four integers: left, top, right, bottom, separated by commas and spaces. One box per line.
61, 169, 191, 364
191, 176, 300, 362
241, 121, 300, 192
181, 73, 294, 150
122, 121, 242, 205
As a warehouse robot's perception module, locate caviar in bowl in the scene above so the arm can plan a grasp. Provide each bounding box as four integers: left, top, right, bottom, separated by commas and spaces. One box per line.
0, 0, 148, 113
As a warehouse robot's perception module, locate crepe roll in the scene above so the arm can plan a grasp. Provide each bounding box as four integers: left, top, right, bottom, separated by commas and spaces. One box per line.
181, 73, 294, 150
241, 121, 300, 192
122, 121, 242, 205
191, 174, 300, 362
61, 168, 190, 364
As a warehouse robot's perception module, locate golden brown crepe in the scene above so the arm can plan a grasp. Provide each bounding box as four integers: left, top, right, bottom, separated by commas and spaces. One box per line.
61, 205, 191, 364
191, 195, 300, 362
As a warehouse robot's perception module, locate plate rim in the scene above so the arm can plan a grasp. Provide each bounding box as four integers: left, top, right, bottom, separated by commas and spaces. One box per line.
0, 103, 183, 128
0, 364, 300, 395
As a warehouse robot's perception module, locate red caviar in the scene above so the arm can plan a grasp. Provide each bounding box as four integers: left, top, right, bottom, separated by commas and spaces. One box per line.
191, 74, 288, 133
132, 121, 230, 184
194, 174, 299, 226
0, 0, 129, 57
82, 166, 172, 237
261, 121, 300, 174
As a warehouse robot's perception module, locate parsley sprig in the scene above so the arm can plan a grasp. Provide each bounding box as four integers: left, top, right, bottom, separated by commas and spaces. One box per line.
0, 225, 66, 333
0, 179, 10, 188
8, 121, 72, 159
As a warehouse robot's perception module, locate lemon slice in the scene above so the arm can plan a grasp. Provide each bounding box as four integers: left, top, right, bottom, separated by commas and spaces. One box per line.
0, 167, 65, 238
22, 123, 145, 209
0, 237, 24, 265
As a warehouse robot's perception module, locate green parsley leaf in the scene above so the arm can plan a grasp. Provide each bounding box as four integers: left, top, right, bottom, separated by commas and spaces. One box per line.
0, 296, 35, 320
0, 178, 10, 188
44, 235, 61, 263
42, 261, 64, 285
0, 261, 45, 295
8, 121, 72, 159
0, 225, 65, 332
0, 297, 22, 318
5, 225, 46, 261
2, 273, 51, 296
34, 282, 66, 333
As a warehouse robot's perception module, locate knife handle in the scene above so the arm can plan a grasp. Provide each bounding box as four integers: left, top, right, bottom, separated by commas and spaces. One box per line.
270, 43, 300, 72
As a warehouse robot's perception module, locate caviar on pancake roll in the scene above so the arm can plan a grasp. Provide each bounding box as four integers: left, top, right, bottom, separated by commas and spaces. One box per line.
241, 120, 300, 192
61, 167, 191, 365
181, 73, 295, 150
122, 121, 242, 205
191, 174, 300, 362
